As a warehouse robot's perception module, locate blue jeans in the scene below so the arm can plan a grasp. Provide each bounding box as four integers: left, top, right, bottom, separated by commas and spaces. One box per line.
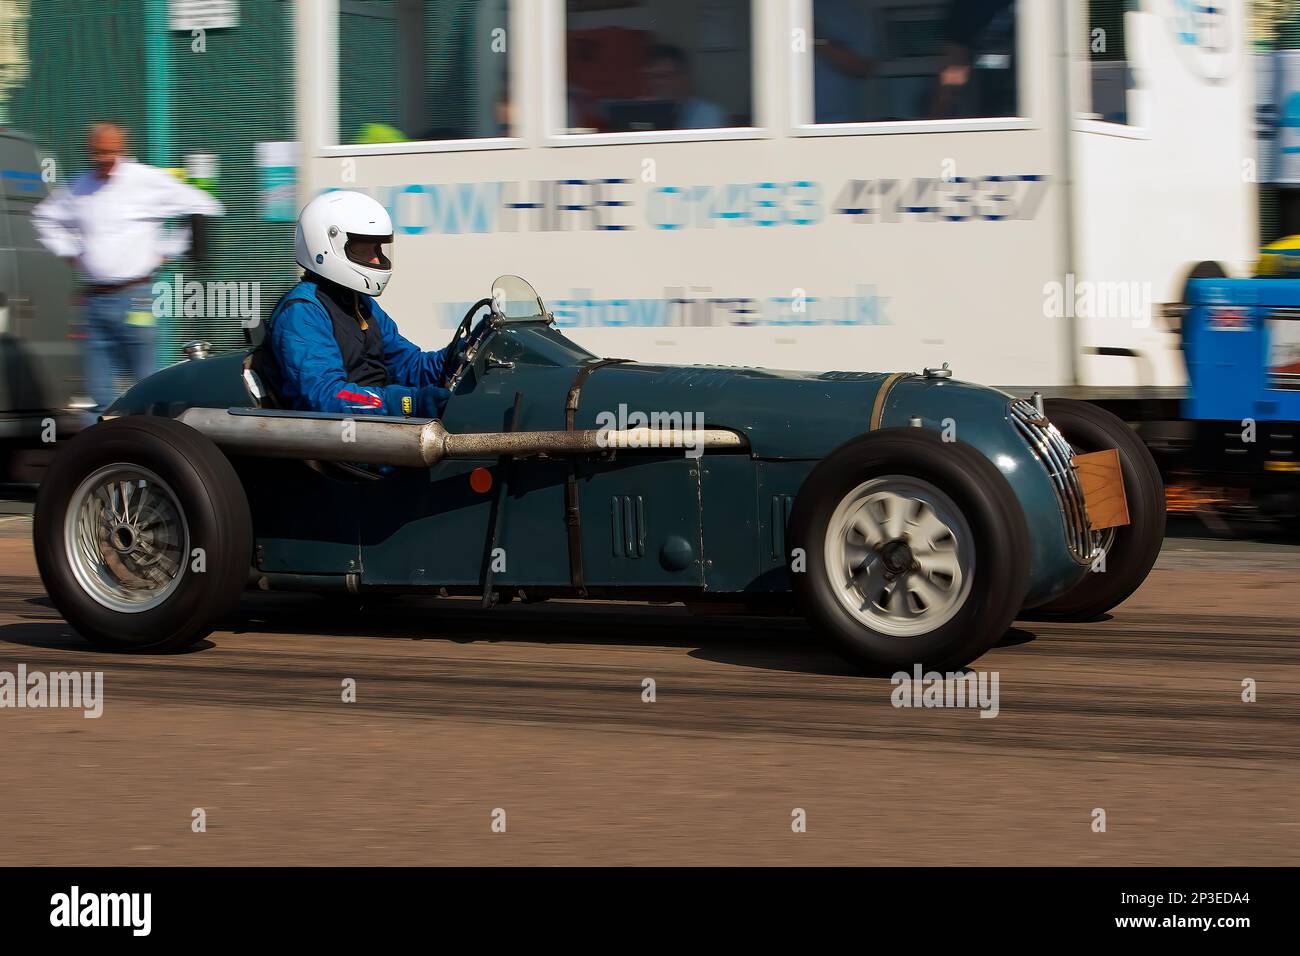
83, 281, 156, 412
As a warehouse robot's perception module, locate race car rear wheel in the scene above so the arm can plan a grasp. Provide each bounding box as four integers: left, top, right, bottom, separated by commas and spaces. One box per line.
1027, 399, 1165, 620
788, 429, 1030, 674
34, 416, 252, 652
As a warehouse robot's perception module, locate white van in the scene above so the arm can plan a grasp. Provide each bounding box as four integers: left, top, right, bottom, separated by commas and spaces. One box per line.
291, 1, 1253, 403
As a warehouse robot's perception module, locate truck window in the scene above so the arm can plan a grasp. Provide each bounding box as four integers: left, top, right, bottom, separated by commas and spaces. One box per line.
810, 0, 1019, 125
335, 0, 511, 145
562, 0, 754, 134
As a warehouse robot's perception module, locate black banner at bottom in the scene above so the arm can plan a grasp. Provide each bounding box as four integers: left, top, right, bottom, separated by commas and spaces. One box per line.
0, 866, 1284, 941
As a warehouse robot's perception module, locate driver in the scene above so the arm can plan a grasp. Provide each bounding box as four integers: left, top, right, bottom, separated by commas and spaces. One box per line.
270, 190, 450, 418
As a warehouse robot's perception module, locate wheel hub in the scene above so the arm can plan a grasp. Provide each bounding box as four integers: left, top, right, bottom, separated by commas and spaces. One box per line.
879, 539, 913, 576
110, 524, 137, 553
64, 465, 189, 613
823, 476, 976, 638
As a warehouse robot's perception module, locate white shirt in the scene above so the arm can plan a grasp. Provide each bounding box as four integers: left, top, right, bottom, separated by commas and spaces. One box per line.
32, 158, 225, 284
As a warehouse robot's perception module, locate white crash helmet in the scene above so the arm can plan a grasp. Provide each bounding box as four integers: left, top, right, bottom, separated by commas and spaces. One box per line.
294, 190, 395, 297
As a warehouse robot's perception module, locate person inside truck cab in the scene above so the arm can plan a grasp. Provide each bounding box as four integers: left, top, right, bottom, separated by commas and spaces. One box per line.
269, 190, 450, 419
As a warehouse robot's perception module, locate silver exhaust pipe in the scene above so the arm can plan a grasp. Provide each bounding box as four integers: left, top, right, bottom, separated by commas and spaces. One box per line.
178, 407, 446, 467
176, 407, 746, 467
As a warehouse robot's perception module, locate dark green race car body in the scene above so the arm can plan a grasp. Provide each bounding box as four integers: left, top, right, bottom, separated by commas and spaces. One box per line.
38, 277, 1159, 672
105, 322, 1089, 607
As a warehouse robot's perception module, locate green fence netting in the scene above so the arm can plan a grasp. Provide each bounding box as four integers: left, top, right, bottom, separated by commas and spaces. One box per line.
7, 0, 297, 363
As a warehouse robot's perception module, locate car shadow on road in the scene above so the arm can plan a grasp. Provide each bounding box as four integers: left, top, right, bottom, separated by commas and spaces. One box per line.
0, 620, 216, 655
1, 593, 1038, 678
227, 594, 1037, 678
0, 620, 87, 652
690, 625, 1038, 675
228, 593, 870, 675
179, 590, 886, 677
996, 627, 1038, 647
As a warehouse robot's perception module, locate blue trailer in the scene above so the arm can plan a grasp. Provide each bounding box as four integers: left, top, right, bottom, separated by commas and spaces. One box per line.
1181, 278, 1300, 521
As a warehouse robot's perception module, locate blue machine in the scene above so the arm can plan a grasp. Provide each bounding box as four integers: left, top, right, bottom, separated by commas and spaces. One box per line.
1184, 278, 1300, 422
1183, 278, 1300, 491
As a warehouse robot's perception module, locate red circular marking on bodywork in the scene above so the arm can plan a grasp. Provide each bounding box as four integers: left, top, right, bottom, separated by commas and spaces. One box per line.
469, 467, 493, 494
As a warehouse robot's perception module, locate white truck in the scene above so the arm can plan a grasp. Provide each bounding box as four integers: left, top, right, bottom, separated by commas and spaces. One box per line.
291, 0, 1255, 401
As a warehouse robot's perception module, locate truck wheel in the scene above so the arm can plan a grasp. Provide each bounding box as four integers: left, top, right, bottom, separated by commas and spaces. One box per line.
788, 429, 1030, 674
1029, 399, 1165, 620
34, 416, 252, 652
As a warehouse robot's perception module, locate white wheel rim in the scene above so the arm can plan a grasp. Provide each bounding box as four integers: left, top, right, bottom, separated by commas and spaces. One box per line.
63, 464, 190, 614
823, 476, 975, 638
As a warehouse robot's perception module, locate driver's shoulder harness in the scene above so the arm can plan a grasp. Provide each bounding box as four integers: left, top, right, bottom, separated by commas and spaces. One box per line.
254, 278, 389, 410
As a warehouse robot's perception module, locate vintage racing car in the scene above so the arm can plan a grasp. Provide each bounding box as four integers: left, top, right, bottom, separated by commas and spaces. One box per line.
33, 276, 1165, 673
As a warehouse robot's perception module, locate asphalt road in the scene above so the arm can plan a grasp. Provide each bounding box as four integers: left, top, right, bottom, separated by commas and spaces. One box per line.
0, 512, 1296, 865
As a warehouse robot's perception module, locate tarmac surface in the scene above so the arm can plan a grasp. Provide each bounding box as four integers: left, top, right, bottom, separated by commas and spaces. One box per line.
0, 511, 1296, 865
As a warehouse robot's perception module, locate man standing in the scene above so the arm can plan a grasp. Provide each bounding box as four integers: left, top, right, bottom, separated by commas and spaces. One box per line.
32, 122, 224, 412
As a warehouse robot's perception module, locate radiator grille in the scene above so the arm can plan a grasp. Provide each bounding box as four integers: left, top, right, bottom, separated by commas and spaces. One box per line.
1008, 400, 1097, 564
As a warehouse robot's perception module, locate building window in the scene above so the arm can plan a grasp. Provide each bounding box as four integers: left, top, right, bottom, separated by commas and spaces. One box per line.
1086, 0, 1137, 125
336, 0, 510, 145
810, 0, 1019, 124
564, 0, 753, 134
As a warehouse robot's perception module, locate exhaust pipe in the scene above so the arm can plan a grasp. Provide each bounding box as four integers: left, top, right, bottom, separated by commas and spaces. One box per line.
176, 407, 746, 467
178, 407, 446, 467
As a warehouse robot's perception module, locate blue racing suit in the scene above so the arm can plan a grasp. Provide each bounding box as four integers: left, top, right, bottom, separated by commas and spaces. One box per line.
270, 276, 450, 418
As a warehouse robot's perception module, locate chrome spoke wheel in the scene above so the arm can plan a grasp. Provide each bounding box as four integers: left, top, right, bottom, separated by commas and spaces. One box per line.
824, 476, 975, 637
63, 465, 189, 613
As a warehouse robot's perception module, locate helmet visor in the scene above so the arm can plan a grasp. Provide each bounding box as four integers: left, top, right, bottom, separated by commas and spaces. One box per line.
343, 232, 393, 271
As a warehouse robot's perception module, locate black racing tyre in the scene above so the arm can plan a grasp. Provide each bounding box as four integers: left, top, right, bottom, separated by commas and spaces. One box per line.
34, 416, 252, 652
788, 429, 1030, 674
1029, 399, 1165, 620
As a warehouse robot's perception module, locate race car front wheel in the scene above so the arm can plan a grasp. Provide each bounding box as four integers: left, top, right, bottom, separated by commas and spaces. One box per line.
34, 416, 252, 652
788, 429, 1030, 674
1026, 399, 1165, 620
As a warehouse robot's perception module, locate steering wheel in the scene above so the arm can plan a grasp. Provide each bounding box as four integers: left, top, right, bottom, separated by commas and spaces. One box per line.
440, 297, 493, 389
